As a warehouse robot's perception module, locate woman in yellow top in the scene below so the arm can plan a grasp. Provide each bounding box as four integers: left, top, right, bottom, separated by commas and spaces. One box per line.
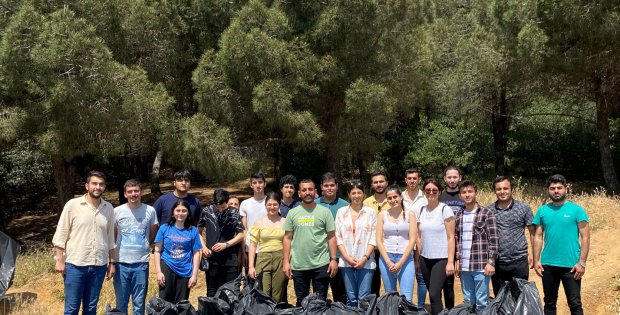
247, 192, 288, 302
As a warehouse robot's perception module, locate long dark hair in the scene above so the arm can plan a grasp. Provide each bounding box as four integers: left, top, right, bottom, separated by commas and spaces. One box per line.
167, 199, 193, 229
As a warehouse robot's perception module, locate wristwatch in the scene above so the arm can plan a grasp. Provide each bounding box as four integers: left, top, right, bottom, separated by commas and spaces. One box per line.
579, 261, 586, 268
330, 256, 338, 261
487, 261, 495, 267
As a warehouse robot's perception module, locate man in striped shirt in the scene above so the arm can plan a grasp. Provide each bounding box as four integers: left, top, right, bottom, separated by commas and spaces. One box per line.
454, 180, 499, 312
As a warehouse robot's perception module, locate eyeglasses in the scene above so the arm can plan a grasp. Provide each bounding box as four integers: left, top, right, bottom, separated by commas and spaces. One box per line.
424, 189, 439, 195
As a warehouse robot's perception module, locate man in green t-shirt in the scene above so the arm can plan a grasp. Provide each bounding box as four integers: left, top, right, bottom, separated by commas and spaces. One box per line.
533, 174, 590, 315
283, 179, 338, 306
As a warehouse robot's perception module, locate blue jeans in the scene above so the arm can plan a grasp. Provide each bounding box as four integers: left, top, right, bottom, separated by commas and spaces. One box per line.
379, 253, 415, 302
460, 270, 490, 311
416, 272, 428, 308
63, 263, 107, 315
341, 267, 374, 307
113, 262, 149, 315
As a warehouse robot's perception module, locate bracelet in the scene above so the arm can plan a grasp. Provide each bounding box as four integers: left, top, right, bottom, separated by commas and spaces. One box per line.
362, 255, 369, 260
225, 242, 230, 248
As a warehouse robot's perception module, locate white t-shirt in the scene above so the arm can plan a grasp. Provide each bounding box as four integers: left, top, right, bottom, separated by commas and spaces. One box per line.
459, 210, 476, 271
114, 203, 158, 263
239, 195, 267, 252
417, 202, 454, 259
403, 189, 428, 214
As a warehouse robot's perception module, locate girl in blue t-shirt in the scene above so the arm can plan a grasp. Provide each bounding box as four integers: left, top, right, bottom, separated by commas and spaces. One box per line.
154, 199, 203, 304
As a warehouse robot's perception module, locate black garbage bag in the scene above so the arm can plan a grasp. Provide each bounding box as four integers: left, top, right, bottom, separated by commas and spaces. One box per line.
325, 302, 365, 315
146, 296, 177, 315
0, 230, 19, 298
376, 292, 427, 315
358, 294, 377, 315
199, 296, 234, 315
234, 278, 277, 315
177, 300, 197, 315
216, 274, 246, 306
438, 303, 475, 315
481, 281, 515, 315
288, 293, 333, 315
105, 304, 126, 315
274, 302, 301, 315
513, 278, 543, 315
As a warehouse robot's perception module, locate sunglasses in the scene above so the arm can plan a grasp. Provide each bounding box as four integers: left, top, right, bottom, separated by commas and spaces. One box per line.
424, 189, 439, 195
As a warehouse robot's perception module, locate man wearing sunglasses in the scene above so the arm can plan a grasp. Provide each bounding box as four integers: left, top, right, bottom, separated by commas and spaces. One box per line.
487, 176, 535, 297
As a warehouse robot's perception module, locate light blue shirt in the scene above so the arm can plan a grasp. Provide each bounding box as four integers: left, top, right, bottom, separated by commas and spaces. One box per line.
114, 203, 158, 263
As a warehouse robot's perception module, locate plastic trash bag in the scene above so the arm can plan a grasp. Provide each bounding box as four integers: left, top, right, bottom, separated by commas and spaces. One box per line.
177, 300, 197, 315
274, 302, 301, 315
0, 230, 19, 298
105, 304, 126, 315
481, 281, 515, 315
146, 296, 177, 315
296, 293, 330, 315
198, 296, 234, 315
234, 278, 277, 315
376, 292, 427, 315
513, 278, 543, 315
357, 294, 377, 315
325, 302, 365, 315
216, 274, 246, 306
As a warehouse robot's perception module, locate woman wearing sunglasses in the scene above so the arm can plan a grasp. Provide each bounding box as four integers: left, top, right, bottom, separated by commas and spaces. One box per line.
416, 179, 456, 315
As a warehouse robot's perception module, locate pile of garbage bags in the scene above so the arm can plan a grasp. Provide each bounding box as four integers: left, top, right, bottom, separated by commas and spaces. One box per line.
439, 278, 543, 315
109, 276, 542, 315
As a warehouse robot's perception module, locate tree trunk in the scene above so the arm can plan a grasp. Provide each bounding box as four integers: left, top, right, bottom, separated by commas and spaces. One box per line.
491, 87, 508, 175
150, 149, 163, 196
594, 76, 620, 191
51, 156, 77, 214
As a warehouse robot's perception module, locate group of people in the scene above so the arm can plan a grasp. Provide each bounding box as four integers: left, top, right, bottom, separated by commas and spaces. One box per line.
52, 167, 590, 315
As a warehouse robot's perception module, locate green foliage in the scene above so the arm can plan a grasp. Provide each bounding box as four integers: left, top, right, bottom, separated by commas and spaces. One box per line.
160, 114, 249, 181
0, 139, 53, 194
405, 119, 490, 177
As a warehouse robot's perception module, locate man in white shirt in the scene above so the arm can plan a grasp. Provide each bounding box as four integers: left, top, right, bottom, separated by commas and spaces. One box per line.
52, 171, 116, 315
239, 171, 267, 272
402, 168, 428, 309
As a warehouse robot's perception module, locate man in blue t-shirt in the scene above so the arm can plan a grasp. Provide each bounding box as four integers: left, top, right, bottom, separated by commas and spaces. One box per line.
315, 172, 348, 304
113, 179, 158, 315
533, 174, 590, 315
153, 170, 201, 224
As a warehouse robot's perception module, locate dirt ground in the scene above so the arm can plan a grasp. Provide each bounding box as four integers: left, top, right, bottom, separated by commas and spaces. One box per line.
4, 180, 620, 314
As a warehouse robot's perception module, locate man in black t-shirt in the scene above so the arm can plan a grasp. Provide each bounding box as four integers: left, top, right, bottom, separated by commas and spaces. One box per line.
439, 165, 465, 211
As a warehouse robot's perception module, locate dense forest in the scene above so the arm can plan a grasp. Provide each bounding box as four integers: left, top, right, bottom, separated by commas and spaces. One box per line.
0, 0, 619, 212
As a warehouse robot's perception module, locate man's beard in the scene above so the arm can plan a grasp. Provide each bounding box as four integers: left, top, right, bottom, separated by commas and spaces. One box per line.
302, 194, 314, 204
549, 193, 567, 202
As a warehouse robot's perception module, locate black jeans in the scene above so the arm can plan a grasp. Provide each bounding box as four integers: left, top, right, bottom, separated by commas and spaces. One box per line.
292, 264, 330, 306
159, 261, 190, 304
420, 257, 455, 315
541, 265, 583, 315
491, 257, 529, 296
371, 250, 382, 295
329, 268, 347, 303
206, 264, 241, 297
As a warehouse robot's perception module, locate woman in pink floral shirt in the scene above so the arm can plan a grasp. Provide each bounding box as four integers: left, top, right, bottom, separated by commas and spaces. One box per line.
335, 181, 377, 307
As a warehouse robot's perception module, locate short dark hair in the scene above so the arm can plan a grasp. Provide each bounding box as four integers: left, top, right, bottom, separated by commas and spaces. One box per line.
423, 178, 443, 191
370, 170, 387, 180
299, 178, 314, 189
265, 192, 282, 205
213, 189, 230, 205
86, 170, 106, 183
279, 174, 297, 190
174, 169, 192, 181
167, 199, 193, 228
321, 172, 337, 185
123, 179, 141, 191
404, 168, 422, 177
347, 180, 365, 193
443, 165, 461, 176
459, 179, 477, 192
251, 171, 266, 182
493, 176, 511, 189
546, 174, 567, 188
